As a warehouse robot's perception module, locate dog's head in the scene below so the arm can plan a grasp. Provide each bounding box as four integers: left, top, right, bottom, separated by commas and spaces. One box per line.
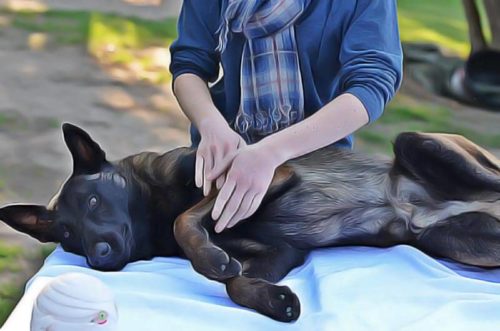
0, 124, 151, 271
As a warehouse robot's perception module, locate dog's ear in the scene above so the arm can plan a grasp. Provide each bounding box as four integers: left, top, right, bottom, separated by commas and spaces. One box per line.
62, 123, 107, 174
393, 132, 500, 200
0, 205, 57, 243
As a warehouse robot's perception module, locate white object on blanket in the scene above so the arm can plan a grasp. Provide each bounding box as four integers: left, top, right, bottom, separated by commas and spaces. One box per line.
4, 245, 500, 331
30, 273, 118, 331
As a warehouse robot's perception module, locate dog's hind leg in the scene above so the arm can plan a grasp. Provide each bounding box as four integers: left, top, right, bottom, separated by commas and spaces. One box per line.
173, 193, 242, 281
415, 212, 500, 267
224, 246, 306, 322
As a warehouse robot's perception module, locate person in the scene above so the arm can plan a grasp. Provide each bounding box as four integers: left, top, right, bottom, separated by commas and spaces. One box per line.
169, 0, 403, 233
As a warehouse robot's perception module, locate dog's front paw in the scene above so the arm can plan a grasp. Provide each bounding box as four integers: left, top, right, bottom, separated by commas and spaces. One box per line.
192, 245, 242, 280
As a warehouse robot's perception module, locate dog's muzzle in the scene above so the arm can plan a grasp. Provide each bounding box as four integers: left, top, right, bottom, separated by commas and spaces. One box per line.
86, 235, 131, 271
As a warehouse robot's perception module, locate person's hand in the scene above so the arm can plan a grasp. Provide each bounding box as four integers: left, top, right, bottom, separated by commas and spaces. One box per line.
196, 118, 246, 196
208, 143, 282, 233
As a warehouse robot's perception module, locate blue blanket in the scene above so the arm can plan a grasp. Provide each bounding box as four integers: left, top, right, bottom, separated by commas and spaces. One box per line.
4, 245, 500, 331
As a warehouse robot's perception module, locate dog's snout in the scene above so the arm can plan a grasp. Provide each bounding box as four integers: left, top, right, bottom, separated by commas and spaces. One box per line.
85, 233, 130, 271
95, 242, 112, 258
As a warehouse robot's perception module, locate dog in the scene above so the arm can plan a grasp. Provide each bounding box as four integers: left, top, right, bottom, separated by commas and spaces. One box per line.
0, 123, 499, 322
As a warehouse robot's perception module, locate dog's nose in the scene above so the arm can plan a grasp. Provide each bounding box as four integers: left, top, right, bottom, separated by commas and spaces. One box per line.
94, 242, 111, 258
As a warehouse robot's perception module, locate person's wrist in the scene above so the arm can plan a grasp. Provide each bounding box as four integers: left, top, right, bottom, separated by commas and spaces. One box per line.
256, 137, 289, 168
197, 111, 229, 136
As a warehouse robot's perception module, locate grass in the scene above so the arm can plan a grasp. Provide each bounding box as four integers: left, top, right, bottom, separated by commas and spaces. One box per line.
0, 282, 22, 324
9, 10, 177, 46
0, 244, 23, 273
39, 244, 56, 259
0, 113, 15, 128
397, 0, 492, 57
0, 243, 54, 326
0, 244, 24, 326
357, 96, 500, 154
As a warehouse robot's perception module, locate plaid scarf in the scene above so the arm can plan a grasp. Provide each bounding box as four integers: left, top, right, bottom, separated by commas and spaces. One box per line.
218, 0, 308, 143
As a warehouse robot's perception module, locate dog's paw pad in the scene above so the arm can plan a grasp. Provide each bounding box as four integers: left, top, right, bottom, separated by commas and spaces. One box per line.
266, 286, 301, 322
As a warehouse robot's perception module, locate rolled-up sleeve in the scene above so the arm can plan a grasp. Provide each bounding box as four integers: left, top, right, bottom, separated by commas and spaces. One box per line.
169, 0, 221, 83
338, 0, 403, 123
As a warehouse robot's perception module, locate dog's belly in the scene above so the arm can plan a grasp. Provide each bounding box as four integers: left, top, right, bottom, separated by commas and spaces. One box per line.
272, 204, 409, 249
263, 150, 407, 248
256, 178, 410, 249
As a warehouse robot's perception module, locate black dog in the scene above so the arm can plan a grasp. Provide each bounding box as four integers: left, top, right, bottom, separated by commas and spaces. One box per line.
0, 124, 499, 322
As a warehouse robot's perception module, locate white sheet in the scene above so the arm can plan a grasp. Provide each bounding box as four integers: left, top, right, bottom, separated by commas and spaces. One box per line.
4, 245, 500, 331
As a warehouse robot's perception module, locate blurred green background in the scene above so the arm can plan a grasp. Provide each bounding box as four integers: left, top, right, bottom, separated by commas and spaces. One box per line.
0, 0, 499, 325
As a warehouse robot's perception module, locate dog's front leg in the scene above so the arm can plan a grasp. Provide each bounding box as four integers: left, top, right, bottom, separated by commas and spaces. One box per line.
173, 193, 242, 281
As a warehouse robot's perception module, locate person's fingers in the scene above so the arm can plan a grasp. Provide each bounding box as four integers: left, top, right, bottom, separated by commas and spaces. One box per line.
241, 192, 265, 221
203, 150, 214, 196
216, 174, 226, 190
212, 179, 236, 220
208, 150, 238, 181
226, 192, 255, 229
195, 151, 204, 188
215, 187, 248, 233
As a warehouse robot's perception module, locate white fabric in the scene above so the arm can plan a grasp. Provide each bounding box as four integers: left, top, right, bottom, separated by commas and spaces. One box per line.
4, 245, 500, 331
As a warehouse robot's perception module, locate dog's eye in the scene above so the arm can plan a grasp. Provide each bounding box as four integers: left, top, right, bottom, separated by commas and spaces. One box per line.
62, 225, 71, 239
88, 196, 99, 210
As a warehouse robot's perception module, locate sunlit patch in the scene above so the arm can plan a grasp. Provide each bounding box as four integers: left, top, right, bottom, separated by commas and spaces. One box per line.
398, 12, 470, 57
5, 0, 48, 12
28, 32, 48, 51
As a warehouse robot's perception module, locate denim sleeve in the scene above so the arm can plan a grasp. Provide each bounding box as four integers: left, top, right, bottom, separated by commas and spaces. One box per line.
169, 0, 221, 83
338, 0, 403, 123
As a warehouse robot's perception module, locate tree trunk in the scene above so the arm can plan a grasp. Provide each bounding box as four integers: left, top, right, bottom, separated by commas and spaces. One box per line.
483, 0, 500, 49
462, 0, 487, 53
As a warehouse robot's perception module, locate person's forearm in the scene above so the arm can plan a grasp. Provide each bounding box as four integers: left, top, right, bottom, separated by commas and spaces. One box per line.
173, 73, 228, 133
258, 93, 369, 164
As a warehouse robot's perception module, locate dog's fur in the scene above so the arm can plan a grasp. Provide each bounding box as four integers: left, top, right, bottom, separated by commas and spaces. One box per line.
0, 124, 499, 322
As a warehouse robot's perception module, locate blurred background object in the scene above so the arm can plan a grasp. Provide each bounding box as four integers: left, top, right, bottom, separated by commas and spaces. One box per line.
0, 0, 498, 326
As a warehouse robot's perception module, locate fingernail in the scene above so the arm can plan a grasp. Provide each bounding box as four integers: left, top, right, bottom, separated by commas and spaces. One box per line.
211, 211, 219, 220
